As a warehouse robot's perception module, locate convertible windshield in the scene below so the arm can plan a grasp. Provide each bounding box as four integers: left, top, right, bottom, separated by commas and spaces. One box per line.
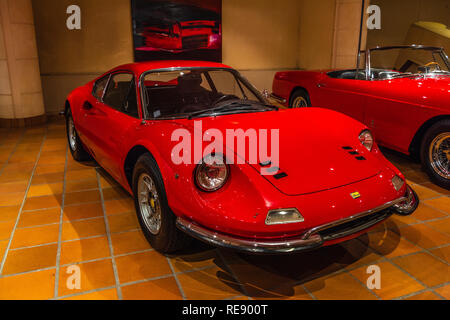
368, 47, 450, 80
141, 68, 271, 119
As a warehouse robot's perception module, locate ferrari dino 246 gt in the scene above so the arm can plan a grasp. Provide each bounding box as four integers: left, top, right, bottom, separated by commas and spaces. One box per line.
65, 60, 418, 254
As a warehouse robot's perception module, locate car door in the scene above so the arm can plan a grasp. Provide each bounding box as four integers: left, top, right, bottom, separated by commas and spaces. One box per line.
86, 72, 141, 182
313, 72, 370, 123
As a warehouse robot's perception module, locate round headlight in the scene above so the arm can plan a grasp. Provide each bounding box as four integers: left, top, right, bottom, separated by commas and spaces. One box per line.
359, 129, 374, 151
195, 154, 229, 192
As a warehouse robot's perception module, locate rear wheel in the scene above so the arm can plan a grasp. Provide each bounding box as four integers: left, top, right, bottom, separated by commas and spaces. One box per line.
132, 153, 191, 253
290, 89, 311, 108
66, 109, 92, 161
420, 120, 450, 190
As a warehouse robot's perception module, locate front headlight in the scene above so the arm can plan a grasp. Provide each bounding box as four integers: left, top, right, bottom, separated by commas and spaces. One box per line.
359, 129, 374, 151
195, 154, 229, 192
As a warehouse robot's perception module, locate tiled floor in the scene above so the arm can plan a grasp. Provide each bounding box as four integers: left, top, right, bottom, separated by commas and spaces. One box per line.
0, 120, 448, 300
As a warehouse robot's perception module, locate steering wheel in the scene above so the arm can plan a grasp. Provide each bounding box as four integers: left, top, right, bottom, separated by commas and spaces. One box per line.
212, 94, 239, 106
423, 61, 441, 71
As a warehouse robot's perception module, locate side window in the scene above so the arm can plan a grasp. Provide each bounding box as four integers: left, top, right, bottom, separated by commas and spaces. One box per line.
103, 73, 139, 118
93, 75, 109, 100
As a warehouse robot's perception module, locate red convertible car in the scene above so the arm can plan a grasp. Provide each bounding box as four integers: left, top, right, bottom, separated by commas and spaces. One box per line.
271, 45, 450, 189
65, 60, 417, 254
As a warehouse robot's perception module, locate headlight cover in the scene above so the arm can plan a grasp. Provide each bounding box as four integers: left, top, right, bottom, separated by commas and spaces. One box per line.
359, 129, 374, 151
195, 154, 229, 192
391, 175, 405, 191
265, 208, 304, 225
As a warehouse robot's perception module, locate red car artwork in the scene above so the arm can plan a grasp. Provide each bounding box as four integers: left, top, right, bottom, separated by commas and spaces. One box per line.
271, 45, 450, 189
134, 2, 221, 53
65, 60, 418, 254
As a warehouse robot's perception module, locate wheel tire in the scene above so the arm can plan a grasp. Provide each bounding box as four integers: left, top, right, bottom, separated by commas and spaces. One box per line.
132, 153, 191, 253
66, 109, 92, 161
420, 120, 450, 190
290, 89, 311, 108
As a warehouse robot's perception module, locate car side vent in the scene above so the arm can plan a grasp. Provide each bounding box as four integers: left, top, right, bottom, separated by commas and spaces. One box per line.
342, 146, 353, 150
356, 156, 366, 161
274, 172, 288, 180
349, 151, 359, 155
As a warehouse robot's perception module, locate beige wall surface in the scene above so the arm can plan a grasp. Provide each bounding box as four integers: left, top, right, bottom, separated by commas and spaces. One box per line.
367, 0, 450, 49
31, 0, 355, 114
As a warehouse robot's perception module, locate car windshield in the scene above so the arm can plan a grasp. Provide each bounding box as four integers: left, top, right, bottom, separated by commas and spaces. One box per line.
368, 47, 450, 80
141, 68, 273, 119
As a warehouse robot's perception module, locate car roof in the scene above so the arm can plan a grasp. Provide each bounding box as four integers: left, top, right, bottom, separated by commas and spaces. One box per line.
109, 60, 232, 75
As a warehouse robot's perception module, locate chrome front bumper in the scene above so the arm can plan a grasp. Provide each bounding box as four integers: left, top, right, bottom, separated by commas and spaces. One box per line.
176, 197, 407, 254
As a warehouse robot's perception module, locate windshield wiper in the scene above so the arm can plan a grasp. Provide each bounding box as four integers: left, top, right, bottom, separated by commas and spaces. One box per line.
188, 101, 274, 119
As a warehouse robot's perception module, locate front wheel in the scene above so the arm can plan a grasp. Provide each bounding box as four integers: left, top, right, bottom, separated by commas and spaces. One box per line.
420, 120, 450, 190
132, 153, 191, 253
290, 89, 311, 108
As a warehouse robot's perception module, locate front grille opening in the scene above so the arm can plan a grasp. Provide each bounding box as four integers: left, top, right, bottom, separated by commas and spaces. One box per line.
318, 209, 393, 241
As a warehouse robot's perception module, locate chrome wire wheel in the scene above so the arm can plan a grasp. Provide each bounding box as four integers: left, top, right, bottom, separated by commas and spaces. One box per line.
292, 96, 308, 108
429, 132, 450, 180
68, 116, 77, 151
137, 173, 162, 235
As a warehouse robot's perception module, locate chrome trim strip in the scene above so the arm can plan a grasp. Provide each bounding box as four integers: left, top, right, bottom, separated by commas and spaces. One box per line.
301, 197, 406, 239
176, 217, 323, 254
269, 93, 287, 104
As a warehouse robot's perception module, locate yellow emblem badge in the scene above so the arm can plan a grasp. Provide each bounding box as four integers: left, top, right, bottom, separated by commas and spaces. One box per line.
351, 192, 361, 199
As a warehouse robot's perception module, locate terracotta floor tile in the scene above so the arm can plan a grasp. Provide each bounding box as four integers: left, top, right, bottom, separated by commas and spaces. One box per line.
0, 191, 25, 206
411, 203, 448, 221
393, 252, 449, 287
358, 230, 422, 258
11, 224, 59, 248
104, 198, 135, 216
336, 238, 384, 270
0, 180, 28, 194
426, 217, 450, 235
102, 187, 130, 201
110, 230, 151, 255
0, 269, 56, 300
63, 202, 103, 221
423, 197, 450, 214
61, 217, 106, 241
27, 183, 64, 198
66, 169, 98, 181
35, 163, 65, 175
115, 251, 172, 284
254, 285, 314, 300
302, 271, 376, 300
169, 249, 224, 274
64, 190, 101, 206
2, 244, 57, 275
350, 261, 425, 300
177, 266, 242, 300
403, 170, 430, 184
66, 161, 95, 171
122, 277, 182, 300
420, 182, 450, 196
31, 172, 65, 185
404, 291, 442, 300
410, 183, 442, 201
65, 179, 98, 193
38, 154, 66, 166
434, 284, 450, 299
0, 239, 7, 258
99, 175, 120, 188
18, 208, 61, 228
0, 206, 20, 222
429, 245, 450, 263
60, 236, 111, 265
396, 223, 450, 249
58, 259, 116, 297
63, 288, 118, 300
23, 194, 62, 211
0, 220, 15, 240
107, 212, 140, 233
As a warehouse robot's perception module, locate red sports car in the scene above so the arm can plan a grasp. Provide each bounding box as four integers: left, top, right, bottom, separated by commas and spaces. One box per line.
65, 60, 417, 254
271, 45, 450, 189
